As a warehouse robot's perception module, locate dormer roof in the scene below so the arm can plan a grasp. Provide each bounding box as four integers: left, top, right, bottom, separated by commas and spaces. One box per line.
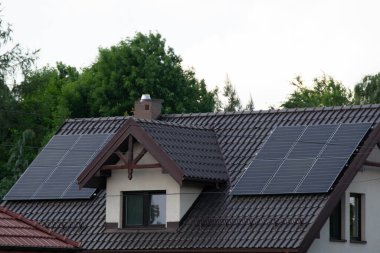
78, 117, 227, 188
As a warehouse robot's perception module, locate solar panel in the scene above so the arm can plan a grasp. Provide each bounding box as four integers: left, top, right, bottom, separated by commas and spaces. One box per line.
4, 133, 112, 200
232, 123, 372, 195
232, 159, 283, 195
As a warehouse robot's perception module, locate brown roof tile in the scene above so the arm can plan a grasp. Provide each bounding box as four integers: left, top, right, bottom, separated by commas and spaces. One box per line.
0, 207, 79, 250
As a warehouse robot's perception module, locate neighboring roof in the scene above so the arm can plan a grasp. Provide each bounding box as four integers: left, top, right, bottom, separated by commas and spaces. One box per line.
78, 118, 227, 187
0, 207, 79, 251
3, 105, 380, 252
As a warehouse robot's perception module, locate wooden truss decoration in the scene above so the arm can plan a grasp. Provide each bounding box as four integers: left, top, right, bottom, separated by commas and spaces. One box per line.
100, 135, 161, 179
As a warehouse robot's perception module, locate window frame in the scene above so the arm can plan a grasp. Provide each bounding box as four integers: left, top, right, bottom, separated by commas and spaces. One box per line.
349, 193, 362, 242
122, 191, 166, 229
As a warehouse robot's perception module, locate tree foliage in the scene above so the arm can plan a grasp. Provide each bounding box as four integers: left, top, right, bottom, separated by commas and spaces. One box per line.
62, 32, 215, 117
354, 73, 380, 104
222, 75, 242, 112
246, 94, 255, 111
282, 75, 352, 108
0, 14, 37, 198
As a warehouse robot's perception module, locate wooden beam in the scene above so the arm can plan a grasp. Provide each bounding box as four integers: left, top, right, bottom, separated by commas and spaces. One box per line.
115, 150, 129, 165
364, 160, 380, 168
133, 148, 147, 164
101, 163, 161, 171
127, 135, 133, 163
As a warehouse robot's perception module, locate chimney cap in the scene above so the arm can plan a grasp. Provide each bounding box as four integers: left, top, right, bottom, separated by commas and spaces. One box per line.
140, 94, 151, 102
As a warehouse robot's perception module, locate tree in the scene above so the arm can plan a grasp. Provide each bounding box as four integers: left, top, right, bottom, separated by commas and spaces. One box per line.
245, 94, 255, 111
223, 75, 242, 112
13, 63, 78, 143
354, 73, 380, 104
0, 12, 37, 197
282, 75, 352, 108
63, 32, 215, 117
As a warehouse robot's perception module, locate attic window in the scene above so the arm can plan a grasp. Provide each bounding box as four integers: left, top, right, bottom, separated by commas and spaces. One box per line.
122, 191, 166, 228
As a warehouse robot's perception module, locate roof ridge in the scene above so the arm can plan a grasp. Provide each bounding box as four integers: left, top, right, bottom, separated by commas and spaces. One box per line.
0, 207, 80, 248
162, 104, 380, 118
135, 117, 214, 130
65, 116, 130, 122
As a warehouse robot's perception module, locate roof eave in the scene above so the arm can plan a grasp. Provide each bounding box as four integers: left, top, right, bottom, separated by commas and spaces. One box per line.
80, 248, 298, 253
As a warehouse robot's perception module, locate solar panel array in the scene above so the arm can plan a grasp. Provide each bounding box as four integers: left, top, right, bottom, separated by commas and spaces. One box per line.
4, 133, 113, 200
232, 123, 372, 195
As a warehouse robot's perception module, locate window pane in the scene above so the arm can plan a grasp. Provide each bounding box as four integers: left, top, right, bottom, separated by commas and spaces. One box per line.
350, 194, 361, 240
126, 195, 144, 225
149, 194, 166, 225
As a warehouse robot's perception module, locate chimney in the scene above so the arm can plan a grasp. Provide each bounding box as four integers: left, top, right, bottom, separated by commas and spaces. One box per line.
133, 94, 163, 120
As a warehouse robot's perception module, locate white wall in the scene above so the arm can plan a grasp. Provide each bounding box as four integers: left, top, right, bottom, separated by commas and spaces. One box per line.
308, 148, 380, 253
105, 143, 203, 227
180, 182, 203, 218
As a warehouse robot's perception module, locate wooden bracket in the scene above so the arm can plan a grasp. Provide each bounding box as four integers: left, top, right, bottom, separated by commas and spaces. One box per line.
100, 136, 160, 179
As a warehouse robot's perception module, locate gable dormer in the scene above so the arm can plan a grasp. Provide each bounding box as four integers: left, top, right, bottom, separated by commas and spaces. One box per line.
78, 117, 227, 230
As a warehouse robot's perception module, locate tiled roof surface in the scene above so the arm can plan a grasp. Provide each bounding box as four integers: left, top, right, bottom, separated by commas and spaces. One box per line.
137, 119, 228, 182
58, 116, 128, 135
0, 207, 79, 250
3, 104, 380, 251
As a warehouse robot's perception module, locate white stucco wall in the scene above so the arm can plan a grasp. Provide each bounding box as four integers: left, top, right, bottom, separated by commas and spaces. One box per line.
180, 183, 203, 218
308, 148, 380, 253
105, 143, 203, 227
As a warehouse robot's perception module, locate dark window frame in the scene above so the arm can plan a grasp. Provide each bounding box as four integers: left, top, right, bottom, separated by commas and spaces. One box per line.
122, 191, 166, 229
330, 199, 343, 240
349, 193, 362, 242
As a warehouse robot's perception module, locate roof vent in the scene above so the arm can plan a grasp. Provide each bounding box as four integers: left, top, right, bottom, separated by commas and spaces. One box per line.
140, 94, 151, 102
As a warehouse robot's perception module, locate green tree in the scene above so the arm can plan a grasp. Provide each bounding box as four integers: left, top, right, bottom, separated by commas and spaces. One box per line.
0, 12, 37, 197
354, 73, 380, 104
223, 75, 242, 112
63, 32, 215, 117
13, 63, 78, 142
245, 94, 255, 111
282, 75, 352, 108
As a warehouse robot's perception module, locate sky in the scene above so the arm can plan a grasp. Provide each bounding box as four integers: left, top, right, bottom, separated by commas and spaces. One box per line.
2, 0, 380, 109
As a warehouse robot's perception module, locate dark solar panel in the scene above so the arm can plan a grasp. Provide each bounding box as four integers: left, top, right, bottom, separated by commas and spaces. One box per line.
232, 159, 283, 195
255, 126, 305, 160
263, 158, 314, 194
4, 133, 112, 200
232, 123, 372, 195
296, 157, 348, 193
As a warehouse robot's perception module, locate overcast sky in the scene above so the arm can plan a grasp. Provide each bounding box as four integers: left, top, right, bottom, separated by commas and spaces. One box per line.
2, 0, 380, 109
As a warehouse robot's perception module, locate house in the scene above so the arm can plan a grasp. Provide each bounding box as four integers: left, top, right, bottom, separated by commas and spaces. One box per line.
0, 206, 80, 252
2, 95, 380, 253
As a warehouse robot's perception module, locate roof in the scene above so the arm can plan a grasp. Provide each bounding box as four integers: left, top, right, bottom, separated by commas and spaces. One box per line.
136, 119, 227, 181
0, 207, 79, 251
78, 118, 227, 187
3, 104, 380, 252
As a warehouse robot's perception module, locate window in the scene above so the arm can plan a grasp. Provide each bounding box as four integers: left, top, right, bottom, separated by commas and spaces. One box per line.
330, 200, 343, 240
350, 193, 362, 241
122, 191, 166, 228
